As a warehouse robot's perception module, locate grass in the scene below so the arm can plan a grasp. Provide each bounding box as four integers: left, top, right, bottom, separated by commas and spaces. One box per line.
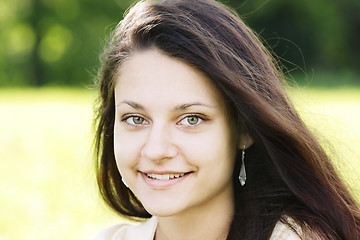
0, 87, 359, 240
0, 88, 121, 240
289, 87, 360, 197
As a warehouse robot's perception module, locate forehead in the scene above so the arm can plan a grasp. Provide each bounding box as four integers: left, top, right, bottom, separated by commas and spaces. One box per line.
114, 49, 225, 108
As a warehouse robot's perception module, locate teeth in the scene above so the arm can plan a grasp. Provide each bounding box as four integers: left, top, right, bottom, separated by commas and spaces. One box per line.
146, 173, 185, 180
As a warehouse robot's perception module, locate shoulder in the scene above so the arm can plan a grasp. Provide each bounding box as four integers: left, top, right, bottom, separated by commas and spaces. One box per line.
270, 217, 301, 240
270, 217, 322, 240
93, 217, 158, 240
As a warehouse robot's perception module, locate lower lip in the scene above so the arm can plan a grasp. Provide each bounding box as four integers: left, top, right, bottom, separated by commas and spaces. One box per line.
140, 172, 191, 189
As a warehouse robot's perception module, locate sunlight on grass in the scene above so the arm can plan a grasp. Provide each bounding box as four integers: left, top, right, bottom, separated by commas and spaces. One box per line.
0, 87, 359, 240
290, 87, 360, 199
0, 88, 121, 240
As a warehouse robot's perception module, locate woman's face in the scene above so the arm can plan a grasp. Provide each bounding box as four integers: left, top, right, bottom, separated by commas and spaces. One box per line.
114, 49, 238, 217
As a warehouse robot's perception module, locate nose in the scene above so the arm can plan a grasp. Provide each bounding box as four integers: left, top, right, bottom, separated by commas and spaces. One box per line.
141, 123, 177, 162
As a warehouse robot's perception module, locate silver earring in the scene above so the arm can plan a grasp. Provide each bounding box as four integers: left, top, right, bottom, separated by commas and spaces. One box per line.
239, 145, 246, 186
122, 178, 129, 188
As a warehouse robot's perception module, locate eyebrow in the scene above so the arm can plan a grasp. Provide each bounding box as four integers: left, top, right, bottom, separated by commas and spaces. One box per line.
117, 101, 145, 110
117, 101, 216, 111
173, 102, 216, 111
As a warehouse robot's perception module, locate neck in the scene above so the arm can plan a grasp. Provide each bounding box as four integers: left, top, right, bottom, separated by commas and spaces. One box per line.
154, 185, 234, 240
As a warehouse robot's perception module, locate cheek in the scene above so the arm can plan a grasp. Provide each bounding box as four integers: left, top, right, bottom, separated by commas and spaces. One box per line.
180, 128, 237, 167
113, 127, 143, 171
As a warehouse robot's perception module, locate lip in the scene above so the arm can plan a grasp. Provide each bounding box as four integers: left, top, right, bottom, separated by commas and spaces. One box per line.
140, 171, 192, 189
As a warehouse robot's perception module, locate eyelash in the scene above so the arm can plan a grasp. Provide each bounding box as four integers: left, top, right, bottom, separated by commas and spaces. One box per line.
177, 114, 207, 127
121, 115, 149, 127
120, 113, 208, 127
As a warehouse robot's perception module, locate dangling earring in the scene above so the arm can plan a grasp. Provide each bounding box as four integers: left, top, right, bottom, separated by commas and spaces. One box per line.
239, 145, 246, 186
122, 178, 129, 188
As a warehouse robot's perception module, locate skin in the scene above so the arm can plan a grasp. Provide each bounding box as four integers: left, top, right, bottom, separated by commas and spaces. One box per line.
113, 49, 251, 240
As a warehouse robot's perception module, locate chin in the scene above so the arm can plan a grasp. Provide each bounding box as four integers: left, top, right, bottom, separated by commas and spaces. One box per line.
143, 203, 184, 218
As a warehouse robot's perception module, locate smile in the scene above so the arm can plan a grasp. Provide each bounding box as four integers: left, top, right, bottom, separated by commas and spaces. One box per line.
141, 171, 192, 189
146, 173, 185, 180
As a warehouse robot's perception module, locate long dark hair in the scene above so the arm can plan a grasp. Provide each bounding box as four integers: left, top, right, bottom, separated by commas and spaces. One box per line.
94, 0, 360, 239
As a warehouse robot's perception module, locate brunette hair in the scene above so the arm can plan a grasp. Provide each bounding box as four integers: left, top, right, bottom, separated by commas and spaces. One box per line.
94, 0, 360, 239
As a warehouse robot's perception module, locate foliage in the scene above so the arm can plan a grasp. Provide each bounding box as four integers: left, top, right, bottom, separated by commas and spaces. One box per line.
225, 0, 360, 75
0, 0, 359, 86
0, 0, 134, 86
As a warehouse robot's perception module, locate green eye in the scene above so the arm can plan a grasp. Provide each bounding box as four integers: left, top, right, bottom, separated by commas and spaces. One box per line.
132, 116, 144, 124
125, 116, 146, 125
187, 116, 199, 125
178, 115, 205, 127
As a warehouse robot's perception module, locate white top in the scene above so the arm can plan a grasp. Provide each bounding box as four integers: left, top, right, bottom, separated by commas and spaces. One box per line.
94, 216, 301, 240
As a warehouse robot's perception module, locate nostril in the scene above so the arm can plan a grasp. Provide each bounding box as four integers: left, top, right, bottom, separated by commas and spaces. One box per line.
140, 125, 178, 161
140, 142, 177, 161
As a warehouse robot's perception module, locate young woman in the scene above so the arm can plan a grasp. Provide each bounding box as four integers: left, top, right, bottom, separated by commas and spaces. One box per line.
93, 0, 360, 239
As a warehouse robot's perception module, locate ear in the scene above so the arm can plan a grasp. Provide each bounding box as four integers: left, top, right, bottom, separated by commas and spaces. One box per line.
238, 133, 254, 150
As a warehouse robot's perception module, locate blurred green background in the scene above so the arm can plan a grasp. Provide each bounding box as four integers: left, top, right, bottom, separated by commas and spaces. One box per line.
0, 0, 359, 239
0, 0, 359, 87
